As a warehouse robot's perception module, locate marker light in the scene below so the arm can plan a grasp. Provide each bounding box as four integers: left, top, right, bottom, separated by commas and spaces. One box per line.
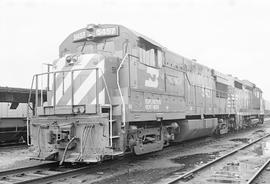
86, 24, 96, 31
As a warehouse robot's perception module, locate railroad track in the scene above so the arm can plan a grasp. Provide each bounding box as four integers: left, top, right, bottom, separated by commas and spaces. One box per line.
1, 130, 270, 184
246, 157, 270, 184
157, 133, 270, 184
0, 162, 93, 184
0, 143, 26, 148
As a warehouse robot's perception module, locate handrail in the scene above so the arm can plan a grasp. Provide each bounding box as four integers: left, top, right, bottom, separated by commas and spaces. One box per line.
26, 75, 35, 146
28, 67, 114, 147
31, 67, 113, 106
98, 67, 114, 147
117, 53, 129, 126
185, 72, 233, 98
33, 67, 105, 77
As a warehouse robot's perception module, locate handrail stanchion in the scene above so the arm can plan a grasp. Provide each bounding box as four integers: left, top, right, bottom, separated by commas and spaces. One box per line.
26, 109, 30, 145
41, 76, 43, 108
71, 71, 74, 110
35, 75, 39, 115
109, 103, 113, 147
98, 68, 113, 147
53, 73, 56, 110
96, 68, 99, 112
26, 75, 35, 146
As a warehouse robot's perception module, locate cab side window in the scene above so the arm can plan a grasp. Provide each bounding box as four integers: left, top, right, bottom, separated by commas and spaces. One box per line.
138, 39, 162, 68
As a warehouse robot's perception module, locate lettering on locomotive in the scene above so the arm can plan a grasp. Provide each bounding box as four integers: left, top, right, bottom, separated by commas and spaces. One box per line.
145, 98, 161, 110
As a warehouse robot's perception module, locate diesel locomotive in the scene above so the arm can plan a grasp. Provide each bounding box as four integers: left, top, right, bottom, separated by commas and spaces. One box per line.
29, 24, 264, 163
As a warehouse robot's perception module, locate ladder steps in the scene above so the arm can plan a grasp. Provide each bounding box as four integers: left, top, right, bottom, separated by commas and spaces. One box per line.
111, 135, 120, 139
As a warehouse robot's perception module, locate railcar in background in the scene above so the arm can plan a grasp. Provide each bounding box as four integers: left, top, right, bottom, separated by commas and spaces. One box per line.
0, 102, 28, 145
29, 24, 264, 163
264, 100, 270, 117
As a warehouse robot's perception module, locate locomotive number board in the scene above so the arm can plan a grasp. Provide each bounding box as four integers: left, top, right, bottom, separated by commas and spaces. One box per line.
73, 27, 119, 42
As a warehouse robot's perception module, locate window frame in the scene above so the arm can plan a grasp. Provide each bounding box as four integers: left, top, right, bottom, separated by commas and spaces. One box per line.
137, 39, 163, 68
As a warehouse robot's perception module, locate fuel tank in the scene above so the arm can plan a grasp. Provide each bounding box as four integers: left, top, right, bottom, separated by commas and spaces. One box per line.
173, 118, 218, 142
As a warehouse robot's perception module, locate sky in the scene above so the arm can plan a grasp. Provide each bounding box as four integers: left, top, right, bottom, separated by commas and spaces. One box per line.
0, 0, 270, 100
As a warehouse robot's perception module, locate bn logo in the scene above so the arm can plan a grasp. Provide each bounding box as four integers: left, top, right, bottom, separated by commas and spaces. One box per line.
145, 67, 159, 88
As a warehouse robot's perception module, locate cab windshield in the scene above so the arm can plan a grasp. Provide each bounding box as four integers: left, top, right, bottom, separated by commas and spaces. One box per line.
77, 39, 115, 55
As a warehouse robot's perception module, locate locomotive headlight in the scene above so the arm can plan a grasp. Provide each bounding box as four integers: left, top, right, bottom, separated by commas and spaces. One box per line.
72, 55, 78, 63
86, 24, 96, 31
79, 106, 85, 113
66, 56, 72, 63
73, 105, 85, 114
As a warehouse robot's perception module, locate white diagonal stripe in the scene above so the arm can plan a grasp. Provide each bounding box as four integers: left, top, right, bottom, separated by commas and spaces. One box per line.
49, 57, 66, 105
91, 88, 105, 105
70, 59, 104, 105
55, 54, 96, 105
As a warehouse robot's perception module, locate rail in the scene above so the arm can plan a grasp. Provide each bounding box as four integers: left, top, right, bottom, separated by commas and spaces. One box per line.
247, 157, 270, 184
162, 133, 270, 184
0, 162, 94, 184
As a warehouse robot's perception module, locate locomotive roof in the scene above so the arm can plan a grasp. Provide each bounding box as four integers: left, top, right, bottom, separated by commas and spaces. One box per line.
61, 24, 261, 92
129, 29, 164, 49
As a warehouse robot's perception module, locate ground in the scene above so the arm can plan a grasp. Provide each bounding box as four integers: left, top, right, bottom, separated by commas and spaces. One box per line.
1, 120, 270, 184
